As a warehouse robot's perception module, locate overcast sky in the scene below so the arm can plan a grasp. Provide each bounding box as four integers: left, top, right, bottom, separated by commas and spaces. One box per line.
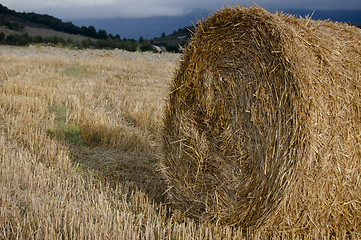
1, 0, 361, 19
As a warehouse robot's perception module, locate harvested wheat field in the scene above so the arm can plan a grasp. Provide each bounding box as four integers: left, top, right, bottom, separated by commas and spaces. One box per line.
0, 7, 360, 240
162, 5, 361, 237
0, 44, 257, 239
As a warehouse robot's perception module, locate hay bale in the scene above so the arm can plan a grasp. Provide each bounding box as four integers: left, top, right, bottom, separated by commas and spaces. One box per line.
161, 6, 361, 231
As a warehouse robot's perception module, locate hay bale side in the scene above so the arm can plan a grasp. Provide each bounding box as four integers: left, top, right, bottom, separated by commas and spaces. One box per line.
161, 6, 361, 232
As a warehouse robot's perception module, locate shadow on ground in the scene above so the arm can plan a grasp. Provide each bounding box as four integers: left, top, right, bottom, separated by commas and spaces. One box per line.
69, 144, 168, 204
47, 105, 168, 204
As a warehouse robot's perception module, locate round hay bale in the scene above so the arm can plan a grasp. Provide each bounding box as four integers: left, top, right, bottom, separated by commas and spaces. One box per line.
161, 6, 361, 231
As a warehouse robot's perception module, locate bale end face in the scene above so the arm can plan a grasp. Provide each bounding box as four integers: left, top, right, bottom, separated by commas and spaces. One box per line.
161, 6, 361, 231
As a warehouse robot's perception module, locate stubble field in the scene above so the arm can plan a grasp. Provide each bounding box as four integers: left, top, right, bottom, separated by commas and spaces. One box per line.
2, 45, 354, 239
0, 45, 256, 239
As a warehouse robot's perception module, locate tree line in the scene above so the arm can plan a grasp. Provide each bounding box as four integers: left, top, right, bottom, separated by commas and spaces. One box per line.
0, 32, 154, 52
0, 3, 157, 51
0, 3, 183, 52
0, 4, 112, 39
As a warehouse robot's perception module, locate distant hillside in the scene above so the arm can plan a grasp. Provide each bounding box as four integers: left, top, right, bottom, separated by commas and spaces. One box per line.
0, 3, 112, 40
151, 26, 195, 52
0, 4, 157, 52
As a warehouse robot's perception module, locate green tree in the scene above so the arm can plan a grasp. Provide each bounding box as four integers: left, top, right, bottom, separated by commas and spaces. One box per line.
139, 36, 144, 42
66, 38, 74, 47
87, 26, 97, 38
166, 44, 179, 53
97, 29, 108, 40
33, 35, 44, 43
95, 39, 107, 48
44, 36, 57, 44
80, 26, 97, 38
0, 32, 5, 42
80, 26, 88, 36
19, 33, 31, 45
140, 41, 153, 52
6, 34, 21, 45
81, 38, 94, 48
0, 4, 14, 14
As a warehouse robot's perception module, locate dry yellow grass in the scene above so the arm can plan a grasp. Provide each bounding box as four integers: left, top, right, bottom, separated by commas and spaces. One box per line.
0, 45, 246, 239
0, 42, 359, 239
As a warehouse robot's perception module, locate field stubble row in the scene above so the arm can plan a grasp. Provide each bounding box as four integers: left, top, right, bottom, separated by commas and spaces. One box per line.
0, 45, 349, 239
0, 45, 270, 239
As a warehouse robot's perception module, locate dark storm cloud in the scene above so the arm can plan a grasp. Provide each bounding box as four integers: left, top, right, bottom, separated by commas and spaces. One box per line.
1, 0, 360, 19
